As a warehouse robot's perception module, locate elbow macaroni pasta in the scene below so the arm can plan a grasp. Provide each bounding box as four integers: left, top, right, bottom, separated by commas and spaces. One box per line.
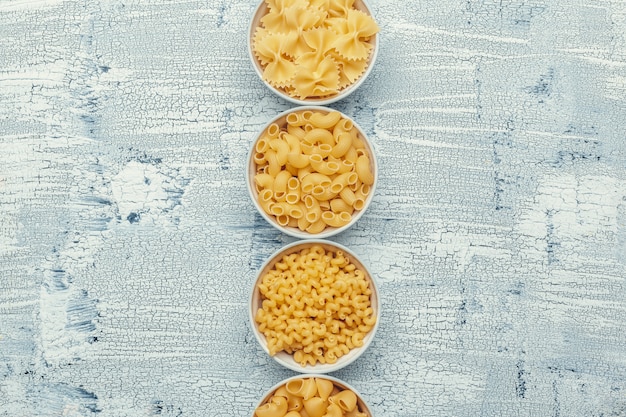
252, 0, 379, 100
254, 244, 376, 367
253, 110, 375, 234
256, 377, 370, 417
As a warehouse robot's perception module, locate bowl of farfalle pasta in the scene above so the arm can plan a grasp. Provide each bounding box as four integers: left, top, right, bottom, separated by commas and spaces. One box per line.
253, 374, 373, 417
248, 0, 380, 105
249, 240, 380, 374
246, 106, 377, 239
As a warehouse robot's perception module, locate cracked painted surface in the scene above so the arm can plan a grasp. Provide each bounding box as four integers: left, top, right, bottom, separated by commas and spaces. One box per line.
1, 0, 625, 416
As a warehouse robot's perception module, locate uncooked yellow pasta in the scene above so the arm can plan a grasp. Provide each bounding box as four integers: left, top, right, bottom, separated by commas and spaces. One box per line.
253, 109, 375, 234
309, 110, 341, 129
255, 378, 370, 417
254, 244, 375, 367
252, 0, 379, 100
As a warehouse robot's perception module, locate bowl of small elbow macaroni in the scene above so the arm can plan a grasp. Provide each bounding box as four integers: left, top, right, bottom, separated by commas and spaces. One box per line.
248, 0, 380, 105
246, 106, 377, 239
253, 374, 373, 417
249, 240, 380, 374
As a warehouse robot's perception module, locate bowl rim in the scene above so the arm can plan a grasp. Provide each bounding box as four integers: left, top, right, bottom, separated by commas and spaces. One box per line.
252, 373, 375, 417
248, 239, 381, 374
245, 105, 379, 240
247, 0, 380, 106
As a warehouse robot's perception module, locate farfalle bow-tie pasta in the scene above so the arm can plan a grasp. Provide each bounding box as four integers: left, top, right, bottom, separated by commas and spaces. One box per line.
253, 0, 379, 100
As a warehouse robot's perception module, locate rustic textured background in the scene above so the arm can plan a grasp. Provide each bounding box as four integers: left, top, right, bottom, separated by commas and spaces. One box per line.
1, 0, 625, 416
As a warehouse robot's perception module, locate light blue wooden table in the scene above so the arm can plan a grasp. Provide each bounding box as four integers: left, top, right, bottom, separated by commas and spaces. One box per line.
1, 0, 625, 416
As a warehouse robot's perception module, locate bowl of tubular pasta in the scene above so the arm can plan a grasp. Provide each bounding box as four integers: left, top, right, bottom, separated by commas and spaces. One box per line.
253, 374, 373, 417
246, 106, 377, 239
249, 240, 380, 374
248, 0, 380, 105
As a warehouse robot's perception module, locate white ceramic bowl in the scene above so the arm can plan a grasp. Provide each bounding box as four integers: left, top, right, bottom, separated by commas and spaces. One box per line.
248, 0, 380, 105
249, 239, 380, 374
246, 106, 378, 239
252, 374, 374, 417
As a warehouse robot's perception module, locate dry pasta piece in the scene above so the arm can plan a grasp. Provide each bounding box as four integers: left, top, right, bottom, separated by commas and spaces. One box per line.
332, 51, 370, 88
255, 395, 288, 417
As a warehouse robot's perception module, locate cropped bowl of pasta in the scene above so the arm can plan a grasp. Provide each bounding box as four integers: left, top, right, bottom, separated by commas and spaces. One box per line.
248, 0, 380, 105
253, 374, 374, 417
246, 106, 377, 239
249, 240, 380, 374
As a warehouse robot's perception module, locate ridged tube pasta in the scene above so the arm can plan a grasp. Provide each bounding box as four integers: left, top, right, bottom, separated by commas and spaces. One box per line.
256, 137, 270, 153
301, 173, 332, 193
342, 147, 357, 164
321, 211, 352, 228
310, 154, 340, 175
336, 159, 354, 174
331, 132, 353, 158
301, 142, 333, 158
273, 170, 292, 200
309, 110, 341, 129
312, 186, 338, 202
266, 123, 281, 139
282, 132, 301, 153
287, 176, 300, 192
271, 202, 304, 219
355, 155, 374, 185
265, 149, 281, 177
285, 191, 301, 205
339, 187, 357, 206
270, 138, 290, 166
353, 183, 370, 211
286, 111, 303, 126
287, 152, 310, 169
253, 152, 266, 166
329, 198, 353, 214
287, 124, 306, 139
352, 198, 365, 211
306, 219, 326, 234
303, 128, 335, 146
332, 118, 353, 138
330, 171, 358, 193
351, 132, 366, 149
259, 189, 275, 215
255, 173, 275, 191
304, 195, 322, 223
